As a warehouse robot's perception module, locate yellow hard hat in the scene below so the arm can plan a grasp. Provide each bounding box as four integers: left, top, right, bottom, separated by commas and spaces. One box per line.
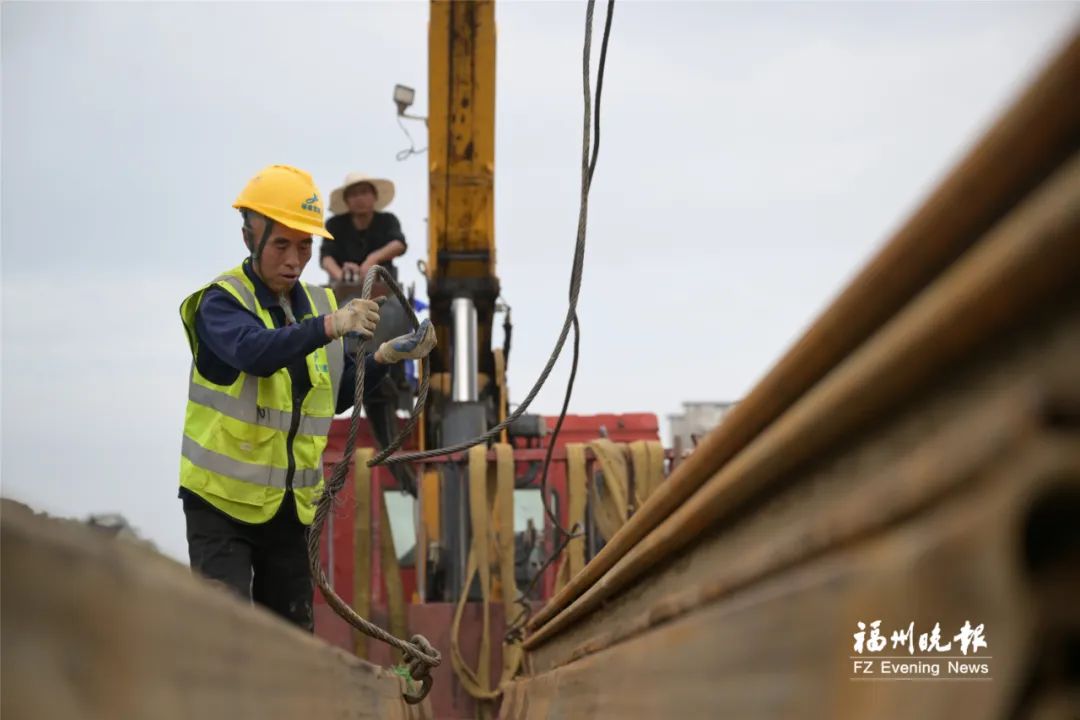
232, 164, 334, 240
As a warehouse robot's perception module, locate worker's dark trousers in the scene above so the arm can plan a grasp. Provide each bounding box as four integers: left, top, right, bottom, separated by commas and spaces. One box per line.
183, 491, 314, 632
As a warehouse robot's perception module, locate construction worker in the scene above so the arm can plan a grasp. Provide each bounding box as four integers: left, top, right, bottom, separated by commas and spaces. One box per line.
178, 164, 435, 630
320, 172, 407, 284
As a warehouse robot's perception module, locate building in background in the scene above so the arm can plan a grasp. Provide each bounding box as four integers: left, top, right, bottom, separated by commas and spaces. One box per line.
668, 401, 737, 460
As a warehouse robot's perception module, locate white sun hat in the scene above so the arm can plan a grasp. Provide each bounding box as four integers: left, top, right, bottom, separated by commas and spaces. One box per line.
328, 172, 396, 215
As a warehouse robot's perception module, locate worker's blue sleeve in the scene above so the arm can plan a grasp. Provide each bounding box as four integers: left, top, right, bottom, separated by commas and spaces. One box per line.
195, 287, 391, 410
196, 288, 329, 378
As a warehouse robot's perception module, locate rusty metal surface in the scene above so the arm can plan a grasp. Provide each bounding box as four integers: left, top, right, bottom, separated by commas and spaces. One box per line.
0, 501, 434, 720
503, 289, 1080, 717
527, 149, 1080, 651
527, 296, 1080, 673
501, 432, 1078, 719
529, 30, 1080, 635
509, 37, 1080, 709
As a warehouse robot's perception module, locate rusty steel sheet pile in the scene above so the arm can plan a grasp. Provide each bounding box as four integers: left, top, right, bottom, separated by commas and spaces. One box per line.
509, 31, 1080, 720
0, 500, 435, 720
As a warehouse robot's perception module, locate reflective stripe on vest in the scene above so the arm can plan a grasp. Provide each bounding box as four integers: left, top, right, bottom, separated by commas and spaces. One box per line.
215, 274, 258, 317
181, 436, 323, 489
187, 373, 334, 437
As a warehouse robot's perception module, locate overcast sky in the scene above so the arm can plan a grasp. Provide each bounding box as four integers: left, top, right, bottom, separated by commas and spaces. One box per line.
3, 1, 1077, 561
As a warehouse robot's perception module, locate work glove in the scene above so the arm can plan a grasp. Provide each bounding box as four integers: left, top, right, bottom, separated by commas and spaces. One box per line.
375, 319, 437, 364
327, 298, 381, 339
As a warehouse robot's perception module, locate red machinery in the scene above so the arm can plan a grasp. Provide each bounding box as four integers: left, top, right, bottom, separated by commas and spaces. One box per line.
315, 412, 660, 716
313, 3, 665, 716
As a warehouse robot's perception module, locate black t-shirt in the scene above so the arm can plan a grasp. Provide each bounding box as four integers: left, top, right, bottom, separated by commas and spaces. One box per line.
320, 212, 407, 273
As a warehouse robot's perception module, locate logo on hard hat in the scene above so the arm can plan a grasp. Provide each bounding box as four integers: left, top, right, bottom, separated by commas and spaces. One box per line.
301, 193, 322, 214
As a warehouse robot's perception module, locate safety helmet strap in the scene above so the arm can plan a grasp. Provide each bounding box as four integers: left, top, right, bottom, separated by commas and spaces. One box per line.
242, 209, 276, 276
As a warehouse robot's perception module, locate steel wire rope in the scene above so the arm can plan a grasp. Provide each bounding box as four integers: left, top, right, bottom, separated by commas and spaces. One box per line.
308, 0, 615, 703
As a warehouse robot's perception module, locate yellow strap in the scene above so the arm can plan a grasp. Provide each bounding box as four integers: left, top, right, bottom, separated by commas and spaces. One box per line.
493, 444, 514, 610
647, 440, 666, 500
587, 439, 630, 542
494, 348, 508, 444
629, 439, 665, 506
449, 444, 522, 711
473, 445, 492, 699
494, 444, 523, 685
352, 448, 374, 659
556, 443, 588, 592
379, 494, 409, 643
418, 468, 440, 602
354, 449, 411, 658
450, 446, 493, 700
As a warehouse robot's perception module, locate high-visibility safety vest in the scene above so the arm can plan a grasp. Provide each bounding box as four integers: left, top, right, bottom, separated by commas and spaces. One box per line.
178, 264, 344, 525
